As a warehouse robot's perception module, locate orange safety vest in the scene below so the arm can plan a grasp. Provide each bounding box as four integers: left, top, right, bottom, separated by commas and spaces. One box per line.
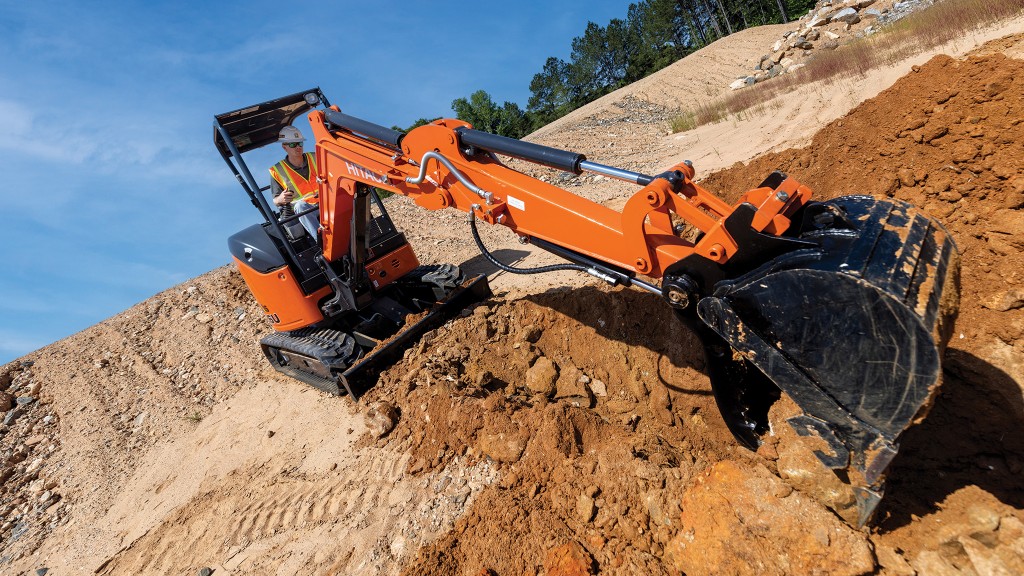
270, 152, 319, 205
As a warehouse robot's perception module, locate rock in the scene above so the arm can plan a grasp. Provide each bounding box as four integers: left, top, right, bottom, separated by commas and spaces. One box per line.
526, 356, 559, 396
195, 312, 213, 324
24, 435, 45, 446
3, 408, 22, 426
875, 545, 916, 576
807, 15, 829, 28
775, 419, 859, 523
521, 324, 542, 343
645, 492, 672, 527
452, 488, 471, 505
16, 396, 36, 406
923, 125, 949, 143
960, 534, 1017, 575
198, 568, 213, 576
755, 440, 779, 461
587, 379, 607, 397
863, 8, 882, 19
555, 366, 592, 406
831, 7, 861, 25
966, 504, 1001, 533
665, 461, 874, 576
576, 493, 596, 522
951, 140, 980, 163
0, 391, 11, 412
897, 167, 917, 187
478, 432, 527, 463
648, 386, 673, 425
365, 401, 398, 438
913, 550, 961, 575
543, 541, 595, 576
791, 36, 813, 50
729, 77, 755, 90
984, 288, 1024, 312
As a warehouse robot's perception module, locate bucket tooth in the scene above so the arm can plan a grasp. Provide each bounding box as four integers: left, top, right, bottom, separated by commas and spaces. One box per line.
697, 195, 960, 525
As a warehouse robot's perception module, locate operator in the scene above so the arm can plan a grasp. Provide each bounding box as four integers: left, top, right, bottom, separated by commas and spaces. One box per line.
270, 125, 320, 238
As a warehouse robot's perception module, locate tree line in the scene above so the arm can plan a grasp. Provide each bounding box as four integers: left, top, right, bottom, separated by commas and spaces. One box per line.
398, 0, 818, 138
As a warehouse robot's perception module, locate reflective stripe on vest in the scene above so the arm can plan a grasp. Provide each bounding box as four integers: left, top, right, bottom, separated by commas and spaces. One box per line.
270, 152, 318, 205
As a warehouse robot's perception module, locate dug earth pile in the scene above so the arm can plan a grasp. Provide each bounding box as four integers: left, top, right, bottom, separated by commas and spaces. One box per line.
372, 49, 1024, 575
2, 34, 1023, 576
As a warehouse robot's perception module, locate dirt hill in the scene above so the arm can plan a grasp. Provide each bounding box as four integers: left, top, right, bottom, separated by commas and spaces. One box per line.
2, 11, 1023, 576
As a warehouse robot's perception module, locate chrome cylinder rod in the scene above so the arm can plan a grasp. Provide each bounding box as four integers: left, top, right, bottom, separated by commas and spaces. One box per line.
578, 160, 654, 186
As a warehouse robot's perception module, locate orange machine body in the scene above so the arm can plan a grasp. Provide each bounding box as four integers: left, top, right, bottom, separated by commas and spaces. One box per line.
232, 256, 331, 331
365, 243, 420, 291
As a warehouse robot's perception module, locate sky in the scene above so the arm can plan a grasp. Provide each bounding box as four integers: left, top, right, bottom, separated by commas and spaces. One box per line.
0, 0, 635, 365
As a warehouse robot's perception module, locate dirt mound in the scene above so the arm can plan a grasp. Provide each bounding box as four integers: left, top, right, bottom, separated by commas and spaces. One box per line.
364, 288, 730, 574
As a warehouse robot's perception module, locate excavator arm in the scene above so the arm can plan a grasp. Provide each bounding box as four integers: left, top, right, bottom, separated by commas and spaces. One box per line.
308, 107, 960, 527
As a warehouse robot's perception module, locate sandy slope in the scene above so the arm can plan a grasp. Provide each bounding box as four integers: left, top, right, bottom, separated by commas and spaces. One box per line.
2, 9, 1024, 576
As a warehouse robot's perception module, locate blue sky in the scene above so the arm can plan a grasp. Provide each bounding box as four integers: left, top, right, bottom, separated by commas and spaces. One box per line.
0, 1, 634, 364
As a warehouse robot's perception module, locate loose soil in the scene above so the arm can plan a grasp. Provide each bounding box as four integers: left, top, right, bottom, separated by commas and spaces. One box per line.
2, 15, 1023, 576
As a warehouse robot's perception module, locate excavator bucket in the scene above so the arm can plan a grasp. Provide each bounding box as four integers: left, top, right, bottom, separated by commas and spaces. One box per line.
697, 195, 960, 526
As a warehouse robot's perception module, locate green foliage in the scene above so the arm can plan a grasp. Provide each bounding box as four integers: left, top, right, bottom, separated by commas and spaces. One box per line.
391, 117, 439, 133
451, 90, 530, 138
527, 57, 575, 128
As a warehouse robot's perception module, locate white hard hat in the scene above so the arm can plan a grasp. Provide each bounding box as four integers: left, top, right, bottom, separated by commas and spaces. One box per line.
278, 126, 305, 144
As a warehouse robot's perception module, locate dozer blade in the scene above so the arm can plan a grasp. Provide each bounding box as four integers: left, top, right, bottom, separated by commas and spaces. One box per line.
261, 272, 491, 398
697, 195, 960, 526
339, 273, 491, 397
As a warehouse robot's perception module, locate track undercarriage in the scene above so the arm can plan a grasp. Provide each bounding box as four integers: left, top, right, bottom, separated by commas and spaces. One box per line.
261, 265, 490, 397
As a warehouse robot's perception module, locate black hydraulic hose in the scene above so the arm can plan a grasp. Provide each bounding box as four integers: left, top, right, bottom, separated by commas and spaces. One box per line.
468, 213, 587, 275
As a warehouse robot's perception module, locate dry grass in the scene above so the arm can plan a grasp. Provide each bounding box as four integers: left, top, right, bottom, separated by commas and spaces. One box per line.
670, 0, 1024, 132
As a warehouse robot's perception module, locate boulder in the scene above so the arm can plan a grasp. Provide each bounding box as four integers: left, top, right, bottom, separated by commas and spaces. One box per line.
729, 77, 755, 90
831, 7, 861, 25
526, 356, 559, 396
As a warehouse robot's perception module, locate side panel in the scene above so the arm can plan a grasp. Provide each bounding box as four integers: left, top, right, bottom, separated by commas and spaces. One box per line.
365, 243, 420, 291
233, 256, 331, 331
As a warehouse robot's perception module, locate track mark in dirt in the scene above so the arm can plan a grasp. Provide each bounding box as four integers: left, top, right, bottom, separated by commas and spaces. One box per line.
98, 451, 498, 575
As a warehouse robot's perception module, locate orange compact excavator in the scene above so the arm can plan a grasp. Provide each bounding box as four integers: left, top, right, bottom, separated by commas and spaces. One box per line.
214, 88, 959, 525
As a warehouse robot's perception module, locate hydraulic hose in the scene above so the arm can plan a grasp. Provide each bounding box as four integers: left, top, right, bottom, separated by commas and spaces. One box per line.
468, 212, 588, 276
